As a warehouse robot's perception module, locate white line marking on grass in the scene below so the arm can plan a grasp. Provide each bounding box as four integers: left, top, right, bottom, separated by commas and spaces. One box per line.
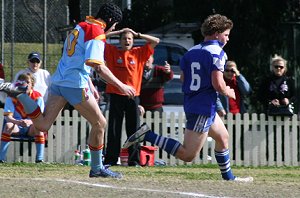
53, 178, 229, 198
2, 177, 230, 198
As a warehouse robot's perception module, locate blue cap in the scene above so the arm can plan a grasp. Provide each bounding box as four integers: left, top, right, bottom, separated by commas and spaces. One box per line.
28, 52, 41, 61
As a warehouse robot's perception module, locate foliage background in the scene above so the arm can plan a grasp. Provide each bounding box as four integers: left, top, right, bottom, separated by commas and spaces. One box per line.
0, 0, 299, 113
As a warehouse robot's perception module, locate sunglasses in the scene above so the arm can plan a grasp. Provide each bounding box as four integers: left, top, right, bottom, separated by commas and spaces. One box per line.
224, 69, 235, 73
274, 65, 284, 69
29, 59, 40, 64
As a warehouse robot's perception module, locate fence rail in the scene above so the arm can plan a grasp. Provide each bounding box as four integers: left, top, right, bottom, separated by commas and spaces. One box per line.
0, 109, 299, 167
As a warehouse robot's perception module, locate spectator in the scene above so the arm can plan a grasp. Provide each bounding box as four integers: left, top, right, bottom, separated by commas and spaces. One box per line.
104, 28, 159, 166
140, 55, 174, 114
0, 2, 133, 178
0, 73, 45, 163
216, 60, 252, 116
124, 14, 253, 182
14, 52, 51, 102
258, 54, 295, 116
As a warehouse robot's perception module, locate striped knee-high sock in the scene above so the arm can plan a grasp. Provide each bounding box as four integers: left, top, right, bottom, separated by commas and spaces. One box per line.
215, 149, 235, 180
17, 94, 41, 119
145, 131, 181, 156
0, 133, 11, 161
35, 134, 45, 161
89, 144, 104, 172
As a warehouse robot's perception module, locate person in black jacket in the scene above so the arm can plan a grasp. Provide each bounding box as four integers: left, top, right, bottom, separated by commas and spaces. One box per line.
258, 54, 295, 116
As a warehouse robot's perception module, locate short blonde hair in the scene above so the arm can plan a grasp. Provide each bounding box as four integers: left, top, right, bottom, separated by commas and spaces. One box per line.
271, 54, 287, 66
271, 54, 287, 73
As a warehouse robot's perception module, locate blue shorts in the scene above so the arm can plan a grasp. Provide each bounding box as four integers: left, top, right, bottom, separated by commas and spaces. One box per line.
185, 112, 216, 133
18, 125, 30, 137
50, 84, 92, 106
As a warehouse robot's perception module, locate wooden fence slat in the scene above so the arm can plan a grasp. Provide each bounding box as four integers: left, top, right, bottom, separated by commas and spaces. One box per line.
268, 116, 275, 166
275, 116, 283, 166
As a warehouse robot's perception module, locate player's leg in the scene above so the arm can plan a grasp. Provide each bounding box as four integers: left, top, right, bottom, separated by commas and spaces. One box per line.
0, 121, 19, 162
208, 114, 235, 180
28, 126, 45, 163
124, 113, 210, 162
15, 90, 67, 132
74, 91, 122, 178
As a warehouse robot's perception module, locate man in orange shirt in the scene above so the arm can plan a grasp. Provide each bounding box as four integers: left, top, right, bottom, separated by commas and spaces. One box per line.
104, 28, 159, 166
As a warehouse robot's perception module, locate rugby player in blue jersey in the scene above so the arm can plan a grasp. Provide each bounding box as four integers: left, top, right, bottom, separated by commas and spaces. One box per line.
0, 3, 135, 179
124, 14, 253, 182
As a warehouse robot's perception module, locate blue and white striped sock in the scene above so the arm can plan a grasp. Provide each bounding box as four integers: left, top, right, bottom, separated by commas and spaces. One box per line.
145, 131, 181, 156
215, 149, 235, 180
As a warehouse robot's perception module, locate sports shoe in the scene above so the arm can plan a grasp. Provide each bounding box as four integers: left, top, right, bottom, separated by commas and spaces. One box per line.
123, 123, 150, 148
0, 82, 27, 97
233, 176, 254, 182
89, 168, 123, 179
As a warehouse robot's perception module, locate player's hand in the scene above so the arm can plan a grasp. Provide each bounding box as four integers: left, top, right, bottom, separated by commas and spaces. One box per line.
164, 61, 171, 73
226, 86, 236, 100
120, 84, 136, 98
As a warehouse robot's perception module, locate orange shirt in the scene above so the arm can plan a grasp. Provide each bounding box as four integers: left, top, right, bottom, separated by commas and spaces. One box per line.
105, 43, 154, 96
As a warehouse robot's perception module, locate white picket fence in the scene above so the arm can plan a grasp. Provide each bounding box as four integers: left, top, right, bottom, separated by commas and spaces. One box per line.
0, 109, 299, 167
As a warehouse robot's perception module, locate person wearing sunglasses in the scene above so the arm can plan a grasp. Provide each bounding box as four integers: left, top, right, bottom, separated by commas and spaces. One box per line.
13, 52, 51, 102
216, 60, 252, 116
258, 54, 295, 115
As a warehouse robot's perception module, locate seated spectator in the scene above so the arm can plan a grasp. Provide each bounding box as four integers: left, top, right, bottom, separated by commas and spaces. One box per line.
13, 52, 51, 102
216, 60, 252, 116
0, 73, 45, 163
140, 55, 174, 114
258, 54, 295, 116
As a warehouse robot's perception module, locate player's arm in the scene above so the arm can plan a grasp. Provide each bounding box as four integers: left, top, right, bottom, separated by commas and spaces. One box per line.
212, 70, 235, 99
89, 62, 136, 97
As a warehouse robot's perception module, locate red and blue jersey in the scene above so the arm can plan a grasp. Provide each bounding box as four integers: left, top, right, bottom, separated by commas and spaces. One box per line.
180, 40, 227, 116
4, 90, 44, 119
51, 16, 106, 88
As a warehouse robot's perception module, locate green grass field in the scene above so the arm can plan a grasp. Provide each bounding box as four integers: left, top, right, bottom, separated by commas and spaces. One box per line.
2, 43, 61, 81
0, 163, 299, 198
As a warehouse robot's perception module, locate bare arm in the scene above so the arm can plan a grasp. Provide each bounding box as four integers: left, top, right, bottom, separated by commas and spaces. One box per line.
107, 28, 160, 49
91, 62, 136, 97
211, 70, 235, 99
136, 32, 160, 49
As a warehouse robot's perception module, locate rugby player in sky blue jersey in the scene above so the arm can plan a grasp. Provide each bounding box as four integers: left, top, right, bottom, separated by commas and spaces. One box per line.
124, 14, 253, 182
0, 3, 135, 179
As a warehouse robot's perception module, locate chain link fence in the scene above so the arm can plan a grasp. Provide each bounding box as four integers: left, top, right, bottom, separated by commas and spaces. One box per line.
0, 0, 117, 81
